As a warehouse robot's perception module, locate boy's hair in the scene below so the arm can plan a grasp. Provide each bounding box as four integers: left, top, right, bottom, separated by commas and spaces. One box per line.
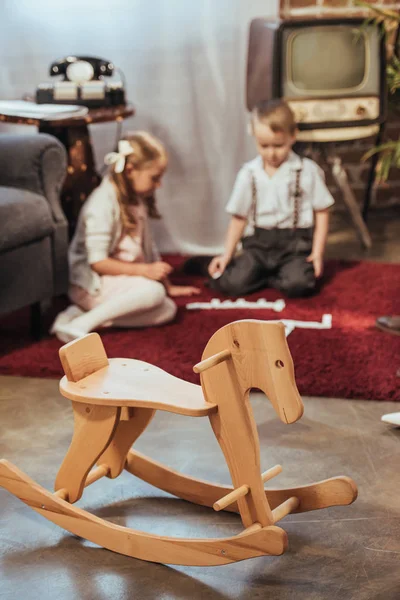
251, 100, 297, 135
110, 131, 167, 234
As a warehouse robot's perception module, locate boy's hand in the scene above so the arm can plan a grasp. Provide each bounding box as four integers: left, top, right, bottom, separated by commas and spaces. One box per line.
208, 255, 228, 277
143, 261, 173, 281
306, 252, 323, 278
168, 285, 201, 297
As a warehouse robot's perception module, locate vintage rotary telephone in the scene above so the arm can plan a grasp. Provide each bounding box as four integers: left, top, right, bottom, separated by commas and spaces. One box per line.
36, 56, 126, 107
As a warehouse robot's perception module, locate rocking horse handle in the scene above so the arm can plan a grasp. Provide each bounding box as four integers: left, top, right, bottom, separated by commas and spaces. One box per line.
193, 349, 231, 374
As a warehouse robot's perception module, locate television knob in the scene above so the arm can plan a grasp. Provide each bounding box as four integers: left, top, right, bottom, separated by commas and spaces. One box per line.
296, 108, 307, 122
356, 105, 367, 117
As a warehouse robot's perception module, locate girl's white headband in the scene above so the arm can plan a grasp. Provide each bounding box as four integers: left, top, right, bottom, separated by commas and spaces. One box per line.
104, 140, 134, 173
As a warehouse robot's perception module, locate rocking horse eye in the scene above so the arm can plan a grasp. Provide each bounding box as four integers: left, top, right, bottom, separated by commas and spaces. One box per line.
275, 360, 284, 369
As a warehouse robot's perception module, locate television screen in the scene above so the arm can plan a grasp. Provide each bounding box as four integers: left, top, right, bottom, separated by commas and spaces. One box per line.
290, 28, 366, 91
282, 24, 380, 98
246, 17, 385, 130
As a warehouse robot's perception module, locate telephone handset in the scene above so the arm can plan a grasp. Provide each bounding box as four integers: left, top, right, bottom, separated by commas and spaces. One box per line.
49, 56, 114, 83
36, 56, 125, 107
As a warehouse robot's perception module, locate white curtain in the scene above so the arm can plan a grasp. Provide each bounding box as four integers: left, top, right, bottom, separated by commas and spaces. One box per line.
0, 0, 278, 253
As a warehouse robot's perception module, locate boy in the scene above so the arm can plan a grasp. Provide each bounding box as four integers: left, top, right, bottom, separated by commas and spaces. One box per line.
188, 100, 334, 298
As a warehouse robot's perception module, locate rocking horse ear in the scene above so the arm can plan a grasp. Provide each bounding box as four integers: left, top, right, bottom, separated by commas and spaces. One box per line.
59, 333, 109, 382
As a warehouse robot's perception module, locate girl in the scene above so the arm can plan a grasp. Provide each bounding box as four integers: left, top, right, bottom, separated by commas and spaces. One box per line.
52, 131, 200, 343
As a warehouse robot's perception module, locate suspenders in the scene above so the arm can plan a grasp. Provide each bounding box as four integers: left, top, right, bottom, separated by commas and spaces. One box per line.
250, 160, 303, 230
292, 165, 302, 230
251, 172, 258, 227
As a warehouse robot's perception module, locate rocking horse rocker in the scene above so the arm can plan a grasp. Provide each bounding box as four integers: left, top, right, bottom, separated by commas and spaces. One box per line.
0, 320, 357, 566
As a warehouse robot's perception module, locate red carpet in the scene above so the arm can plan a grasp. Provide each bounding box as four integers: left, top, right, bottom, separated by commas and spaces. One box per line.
0, 258, 399, 401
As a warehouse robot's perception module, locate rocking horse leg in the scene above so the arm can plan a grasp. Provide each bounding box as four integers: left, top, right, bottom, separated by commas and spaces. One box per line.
207, 406, 274, 528
55, 402, 120, 503
96, 407, 156, 478
125, 450, 357, 513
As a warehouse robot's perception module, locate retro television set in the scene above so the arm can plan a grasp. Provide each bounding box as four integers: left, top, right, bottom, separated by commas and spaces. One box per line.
246, 17, 387, 141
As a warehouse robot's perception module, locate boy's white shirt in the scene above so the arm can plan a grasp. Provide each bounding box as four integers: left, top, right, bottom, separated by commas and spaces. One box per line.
226, 151, 334, 234
68, 177, 160, 295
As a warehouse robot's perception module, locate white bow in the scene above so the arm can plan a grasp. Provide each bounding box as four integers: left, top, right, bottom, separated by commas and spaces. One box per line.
104, 140, 134, 173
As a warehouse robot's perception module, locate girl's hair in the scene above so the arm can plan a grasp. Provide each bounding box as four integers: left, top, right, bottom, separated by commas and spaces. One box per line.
251, 100, 297, 135
110, 131, 167, 234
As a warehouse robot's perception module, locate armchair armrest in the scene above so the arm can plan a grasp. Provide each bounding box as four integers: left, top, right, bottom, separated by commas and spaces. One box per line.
0, 133, 69, 295
0, 133, 67, 223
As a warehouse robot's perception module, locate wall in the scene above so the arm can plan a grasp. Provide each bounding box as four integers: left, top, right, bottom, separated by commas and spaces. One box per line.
0, 0, 280, 253
0, 0, 398, 254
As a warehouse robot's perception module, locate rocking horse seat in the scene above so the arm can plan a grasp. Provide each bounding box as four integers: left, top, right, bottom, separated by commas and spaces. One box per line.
60, 358, 217, 417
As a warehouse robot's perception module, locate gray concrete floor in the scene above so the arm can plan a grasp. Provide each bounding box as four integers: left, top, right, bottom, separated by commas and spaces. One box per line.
0, 210, 399, 599
0, 378, 399, 600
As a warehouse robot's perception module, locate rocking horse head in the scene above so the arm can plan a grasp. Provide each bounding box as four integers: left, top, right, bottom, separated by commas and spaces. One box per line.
195, 320, 304, 424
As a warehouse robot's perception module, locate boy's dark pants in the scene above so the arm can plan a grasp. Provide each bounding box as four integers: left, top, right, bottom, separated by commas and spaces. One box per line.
209, 227, 316, 298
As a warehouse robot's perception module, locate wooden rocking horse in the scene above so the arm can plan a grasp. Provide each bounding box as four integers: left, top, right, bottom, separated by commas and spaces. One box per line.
0, 320, 357, 566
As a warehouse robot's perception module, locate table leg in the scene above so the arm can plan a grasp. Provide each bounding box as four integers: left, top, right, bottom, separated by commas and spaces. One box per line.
330, 155, 372, 249
39, 123, 101, 237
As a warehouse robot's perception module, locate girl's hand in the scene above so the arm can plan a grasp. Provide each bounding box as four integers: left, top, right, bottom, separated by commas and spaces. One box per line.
143, 261, 173, 281
168, 285, 201, 297
208, 255, 228, 277
306, 252, 323, 278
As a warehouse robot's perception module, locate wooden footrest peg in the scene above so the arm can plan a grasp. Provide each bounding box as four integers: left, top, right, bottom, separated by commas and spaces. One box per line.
261, 464, 282, 483
213, 484, 249, 512
272, 496, 300, 523
214, 465, 283, 512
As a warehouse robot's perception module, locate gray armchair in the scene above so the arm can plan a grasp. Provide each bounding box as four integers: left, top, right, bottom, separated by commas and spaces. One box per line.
0, 133, 68, 337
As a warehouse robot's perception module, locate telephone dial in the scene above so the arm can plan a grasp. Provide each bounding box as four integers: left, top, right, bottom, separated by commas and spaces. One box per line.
36, 56, 126, 107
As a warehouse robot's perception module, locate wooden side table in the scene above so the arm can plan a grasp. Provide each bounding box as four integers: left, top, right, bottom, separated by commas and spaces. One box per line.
0, 104, 135, 236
